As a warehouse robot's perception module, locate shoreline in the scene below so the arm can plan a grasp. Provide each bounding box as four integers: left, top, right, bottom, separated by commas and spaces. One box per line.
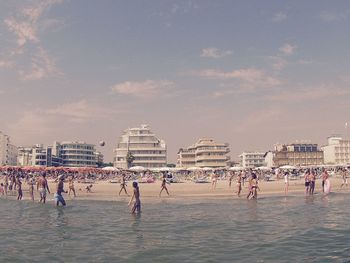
2, 178, 350, 203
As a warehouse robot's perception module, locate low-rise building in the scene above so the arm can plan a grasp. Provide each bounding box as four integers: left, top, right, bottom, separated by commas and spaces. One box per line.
177, 138, 230, 168
0, 131, 18, 166
239, 151, 266, 168
273, 143, 324, 167
322, 135, 350, 165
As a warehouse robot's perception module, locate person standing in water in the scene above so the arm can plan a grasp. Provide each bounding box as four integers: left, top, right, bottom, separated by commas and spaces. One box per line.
37, 173, 50, 204
284, 172, 289, 196
211, 172, 218, 190
17, 177, 23, 200
128, 182, 141, 214
228, 172, 234, 188
28, 176, 35, 202
159, 175, 170, 197
68, 175, 76, 197
119, 174, 129, 196
55, 175, 67, 206
4, 173, 8, 196
321, 169, 328, 192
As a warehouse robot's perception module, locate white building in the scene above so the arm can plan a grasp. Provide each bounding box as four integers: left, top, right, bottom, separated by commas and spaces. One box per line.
0, 131, 18, 166
54, 141, 97, 167
177, 138, 230, 168
322, 136, 350, 165
239, 151, 266, 168
114, 125, 167, 169
18, 141, 98, 167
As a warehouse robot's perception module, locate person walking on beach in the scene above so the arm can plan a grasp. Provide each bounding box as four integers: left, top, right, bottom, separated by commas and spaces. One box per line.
211, 172, 218, 190
284, 172, 289, 196
55, 175, 67, 206
37, 173, 50, 204
236, 173, 242, 197
119, 174, 129, 196
0, 183, 4, 196
4, 173, 8, 196
68, 175, 77, 197
159, 175, 170, 197
304, 170, 310, 195
128, 182, 141, 214
341, 168, 348, 188
228, 172, 234, 188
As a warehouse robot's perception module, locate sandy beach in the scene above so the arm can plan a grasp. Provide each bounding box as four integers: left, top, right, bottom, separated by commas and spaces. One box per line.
5, 177, 349, 203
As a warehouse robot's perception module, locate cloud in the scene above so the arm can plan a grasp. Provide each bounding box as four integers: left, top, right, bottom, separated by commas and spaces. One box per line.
194, 68, 281, 87
200, 47, 233, 58
272, 12, 287, 22
19, 47, 62, 80
319, 11, 349, 22
111, 80, 175, 98
266, 84, 350, 102
0, 60, 14, 69
3, 0, 64, 80
279, 43, 297, 56
269, 56, 288, 71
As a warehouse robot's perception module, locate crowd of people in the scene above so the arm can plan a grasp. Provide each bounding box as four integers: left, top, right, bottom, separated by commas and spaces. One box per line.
0, 165, 349, 214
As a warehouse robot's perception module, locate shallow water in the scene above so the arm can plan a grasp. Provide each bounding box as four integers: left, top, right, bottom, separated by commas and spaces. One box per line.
1, 194, 350, 263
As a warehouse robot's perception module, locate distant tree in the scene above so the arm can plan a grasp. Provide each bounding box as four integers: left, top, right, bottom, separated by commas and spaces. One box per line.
126, 152, 135, 168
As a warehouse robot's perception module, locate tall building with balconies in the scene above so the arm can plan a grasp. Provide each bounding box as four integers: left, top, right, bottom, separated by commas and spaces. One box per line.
239, 152, 266, 168
177, 138, 230, 168
0, 131, 18, 166
54, 141, 97, 167
322, 135, 350, 165
114, 124, 167, 169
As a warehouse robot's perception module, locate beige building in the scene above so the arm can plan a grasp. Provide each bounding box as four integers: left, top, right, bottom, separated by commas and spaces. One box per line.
114, 125, 167, 169
177, 138, 230, 168
322, 136, 350, 165
273, 143, 324, 167
0, 131, 18, 166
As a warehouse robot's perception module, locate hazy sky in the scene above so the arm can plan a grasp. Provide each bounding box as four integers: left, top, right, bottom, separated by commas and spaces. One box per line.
1, 0, 350, 163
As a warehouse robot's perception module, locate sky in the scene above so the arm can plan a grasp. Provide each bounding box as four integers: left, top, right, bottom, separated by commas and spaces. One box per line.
1, 0, 350, 163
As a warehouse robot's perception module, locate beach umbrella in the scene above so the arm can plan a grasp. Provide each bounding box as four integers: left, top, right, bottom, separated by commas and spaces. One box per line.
158, 167, 170, 172
257, 166, 271, 171
202, 167, 214, 171
129, 166, 145, 172
229, 167, 244, 171
280, 165, 296, 169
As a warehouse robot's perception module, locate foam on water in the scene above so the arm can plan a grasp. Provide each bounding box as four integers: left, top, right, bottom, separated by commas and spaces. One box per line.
1, 194, 350, 263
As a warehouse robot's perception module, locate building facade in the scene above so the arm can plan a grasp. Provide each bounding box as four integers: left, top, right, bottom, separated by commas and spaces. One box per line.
0, 131, 18, 166
177, 138, 230, 168
322, 136, 350, 165
114, 125, 167, 169
273, 143, 324, 167
18, 141, 98, 167
239, 152, 266, 168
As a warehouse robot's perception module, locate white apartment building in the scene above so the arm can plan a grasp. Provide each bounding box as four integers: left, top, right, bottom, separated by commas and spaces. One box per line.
177, 138, 230, 168
18, 141, 98, 167
0, 131, 18, 166
322, 136, 350, 165
114, 125, 167, 169
239, 151, 266, 168
54, 141, 97, 167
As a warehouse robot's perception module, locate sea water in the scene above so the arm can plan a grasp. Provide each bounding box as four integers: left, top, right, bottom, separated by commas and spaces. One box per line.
1, 194, 350, 263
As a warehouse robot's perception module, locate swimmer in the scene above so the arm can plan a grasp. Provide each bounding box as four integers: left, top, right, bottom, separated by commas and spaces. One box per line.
55, 175, 67, 206
128, 182, 141, 214
159, 175, 170, 197
119, 174, 129, 196
37, 173, 50, 204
